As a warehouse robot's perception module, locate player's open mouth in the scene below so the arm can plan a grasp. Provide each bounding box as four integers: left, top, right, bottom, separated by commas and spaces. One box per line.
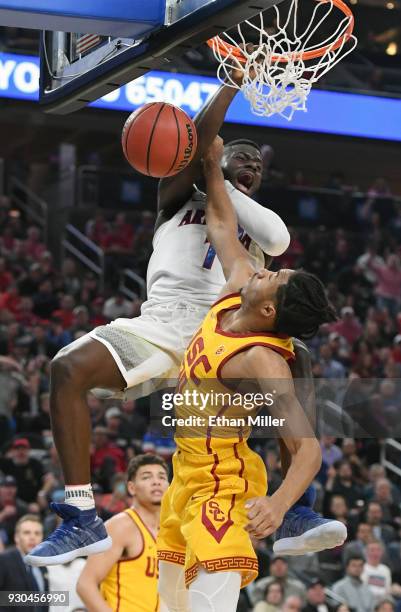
236, 171, 255, 194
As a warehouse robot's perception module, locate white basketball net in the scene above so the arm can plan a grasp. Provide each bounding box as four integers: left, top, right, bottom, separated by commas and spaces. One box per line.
208, 0, 357, 120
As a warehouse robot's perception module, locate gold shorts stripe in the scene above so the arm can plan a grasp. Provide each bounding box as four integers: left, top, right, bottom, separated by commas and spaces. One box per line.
157, 549, 185, 566
185, 556, 258, 586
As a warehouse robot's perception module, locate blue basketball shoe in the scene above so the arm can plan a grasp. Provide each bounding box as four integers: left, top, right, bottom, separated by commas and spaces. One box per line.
273, 486, 347, 556
25, 502, 112, 566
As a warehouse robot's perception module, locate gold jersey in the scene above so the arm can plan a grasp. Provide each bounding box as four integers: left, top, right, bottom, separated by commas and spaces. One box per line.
174, 292, 295, 454
158, 293, 294, 588
100, 508, 159, 612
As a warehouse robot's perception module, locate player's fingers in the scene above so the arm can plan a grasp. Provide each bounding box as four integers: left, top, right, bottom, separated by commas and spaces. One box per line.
245, 498, 257, 509
246, 514, 270, 533
246, 507, 260, 520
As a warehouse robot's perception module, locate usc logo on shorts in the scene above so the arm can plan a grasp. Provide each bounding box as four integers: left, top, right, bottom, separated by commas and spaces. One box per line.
201, 499, 234, 543
208, 500, 225, 522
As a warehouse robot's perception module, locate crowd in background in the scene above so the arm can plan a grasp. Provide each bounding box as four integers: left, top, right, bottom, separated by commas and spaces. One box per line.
0, 163, 400, 611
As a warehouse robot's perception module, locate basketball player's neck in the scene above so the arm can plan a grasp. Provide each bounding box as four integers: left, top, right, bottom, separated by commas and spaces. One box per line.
222, 307, 274, 335
133, 503, 160, 534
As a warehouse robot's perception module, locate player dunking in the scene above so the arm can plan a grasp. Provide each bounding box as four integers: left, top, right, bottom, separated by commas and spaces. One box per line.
157, 137, 345, 612
77, 454, 169, 612
26, 73, 343, 567
26, 73, 294, 566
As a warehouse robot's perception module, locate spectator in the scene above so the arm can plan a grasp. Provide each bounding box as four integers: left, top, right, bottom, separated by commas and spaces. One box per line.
0, 476, 29, 546
52, 295, 75, 329
366, 502, 396, 545
33, 280, 59, 319
282, 595, 304, 612
390, 334, 401, 366
18, 263, 43, 296
357, 246, 385, 285
373, 478, 400, 526
374, 599, 395, 612
330, 307, 363, 345
98, 472, 128, 515
90, 297, 107, 327
92, 483, 113, 522
103, 292, 133, 319
303, 578, 337, 612
253, 580, 284, 612
45, 317, 72, 353
0, 256, 12, 291
0, 356, 25, 444
318, 344, 346, 379
330, 461, 366, 511
24, 226, 46, 261
60, 258, 81, 297
343, 523, 374, 563
362, 541, 392, 603
90, 426, 126, 489
0, 439, 44, 504
326, 495, 352, 529
365, 466, 401, 506
332, 555, 373, 612
370, 254, 401, 318
252, 557, 306, 606
0, 514, 49, 611
321, 436, 343, 468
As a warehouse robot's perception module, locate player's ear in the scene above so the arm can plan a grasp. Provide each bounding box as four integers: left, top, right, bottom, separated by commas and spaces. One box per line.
262, 302, 276, 320
126, 480, 135, 497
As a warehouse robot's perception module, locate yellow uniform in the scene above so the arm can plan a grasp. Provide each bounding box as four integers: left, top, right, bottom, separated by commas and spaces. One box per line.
101, 508, 160, 612
157, 293, 294, 588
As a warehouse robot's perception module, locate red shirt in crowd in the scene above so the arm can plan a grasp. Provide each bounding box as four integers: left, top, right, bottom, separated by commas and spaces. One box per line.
91, 444, 126, 474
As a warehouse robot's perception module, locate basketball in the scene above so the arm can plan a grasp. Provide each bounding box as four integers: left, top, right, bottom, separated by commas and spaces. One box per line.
121, 102, 198, 178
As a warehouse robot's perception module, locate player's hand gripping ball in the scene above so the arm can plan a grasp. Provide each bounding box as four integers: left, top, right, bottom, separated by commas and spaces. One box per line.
122, 102, 198, 178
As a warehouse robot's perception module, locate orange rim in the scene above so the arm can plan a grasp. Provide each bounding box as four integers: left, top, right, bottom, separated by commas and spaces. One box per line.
206, 0, 354, 63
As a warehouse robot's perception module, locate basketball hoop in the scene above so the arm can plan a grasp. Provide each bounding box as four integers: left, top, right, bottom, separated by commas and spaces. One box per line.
207, 0, 357, 120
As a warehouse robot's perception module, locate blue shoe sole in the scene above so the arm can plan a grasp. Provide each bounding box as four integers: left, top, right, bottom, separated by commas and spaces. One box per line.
25, 535, 112, 566
273, 521, 347, 556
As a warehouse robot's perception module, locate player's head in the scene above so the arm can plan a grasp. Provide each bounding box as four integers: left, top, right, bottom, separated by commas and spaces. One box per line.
221, 139, 262, 196
126, 454, 169, 507
240, 268, 337, 340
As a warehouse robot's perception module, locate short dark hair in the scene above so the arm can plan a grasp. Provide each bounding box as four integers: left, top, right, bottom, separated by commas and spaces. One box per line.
275, 270, 337, 340
346, 554, 364, 566
224, 138, 261, 153
127, 454, 168, 482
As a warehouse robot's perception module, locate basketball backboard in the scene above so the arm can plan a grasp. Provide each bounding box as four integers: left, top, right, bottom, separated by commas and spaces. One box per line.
39, 0, 283, 114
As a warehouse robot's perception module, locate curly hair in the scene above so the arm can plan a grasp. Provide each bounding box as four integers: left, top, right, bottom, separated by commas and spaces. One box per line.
275, 270, 337, 340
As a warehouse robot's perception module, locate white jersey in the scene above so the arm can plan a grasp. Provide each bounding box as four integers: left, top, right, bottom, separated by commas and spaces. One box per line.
145, 181, 290, 307
91, 181, 290, 398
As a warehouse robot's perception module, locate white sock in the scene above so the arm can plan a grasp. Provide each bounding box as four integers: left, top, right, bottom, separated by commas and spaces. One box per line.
64, 484, 95, 510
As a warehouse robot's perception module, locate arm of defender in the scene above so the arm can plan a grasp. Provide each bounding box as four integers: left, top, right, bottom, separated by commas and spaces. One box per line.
240, 347, 322, 537
225, 182, 290, 257
157, 83, 239, 220
204, 137, 256, 291
76, 515, 137, 612
279, 338, 316, 478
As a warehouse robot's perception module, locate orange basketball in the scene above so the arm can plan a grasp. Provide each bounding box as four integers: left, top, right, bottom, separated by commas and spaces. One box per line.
121, 102, 197, 178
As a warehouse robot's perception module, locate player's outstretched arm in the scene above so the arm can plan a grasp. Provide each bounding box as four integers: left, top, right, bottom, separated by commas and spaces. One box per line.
157, 76, 241, 221
204, 137, 256, 290
279, 339, 316, 477
240, 347, 322, 538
